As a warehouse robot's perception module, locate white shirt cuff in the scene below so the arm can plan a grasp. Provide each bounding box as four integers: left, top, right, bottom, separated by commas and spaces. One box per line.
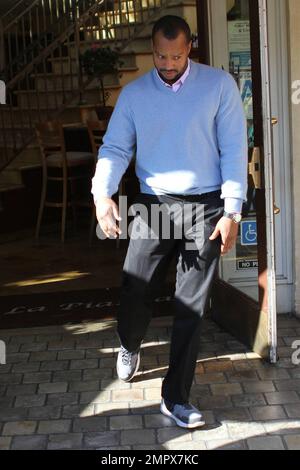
224, 197, 243, 213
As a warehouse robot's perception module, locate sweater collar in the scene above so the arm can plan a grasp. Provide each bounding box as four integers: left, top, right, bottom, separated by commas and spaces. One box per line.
155, 58, 191, 90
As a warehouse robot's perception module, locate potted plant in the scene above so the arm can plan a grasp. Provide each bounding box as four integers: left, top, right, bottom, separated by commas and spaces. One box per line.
80, 44, 124, 108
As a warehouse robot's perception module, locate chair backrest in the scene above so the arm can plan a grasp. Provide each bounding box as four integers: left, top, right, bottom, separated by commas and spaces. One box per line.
86, 120, 108, 158
35, 120, 66, 165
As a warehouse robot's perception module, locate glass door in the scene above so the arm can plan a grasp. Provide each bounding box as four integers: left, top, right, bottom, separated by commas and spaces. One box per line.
198, 0, 277, 362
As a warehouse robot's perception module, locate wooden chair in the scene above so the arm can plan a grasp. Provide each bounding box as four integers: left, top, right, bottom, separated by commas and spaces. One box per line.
87, 119, 125, 247
35, 120, 95, 243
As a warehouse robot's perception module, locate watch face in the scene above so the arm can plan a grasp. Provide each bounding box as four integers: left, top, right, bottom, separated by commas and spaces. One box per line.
234, 213, 242, 223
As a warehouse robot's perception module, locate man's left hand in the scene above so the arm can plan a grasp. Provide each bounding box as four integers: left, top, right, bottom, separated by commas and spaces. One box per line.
209, 217, 239, 256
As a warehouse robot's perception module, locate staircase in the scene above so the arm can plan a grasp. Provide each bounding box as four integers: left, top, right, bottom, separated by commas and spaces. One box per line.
0, 0, 198, 231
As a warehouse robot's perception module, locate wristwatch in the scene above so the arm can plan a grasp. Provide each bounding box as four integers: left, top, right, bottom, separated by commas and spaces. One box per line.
223, 211, 242, 224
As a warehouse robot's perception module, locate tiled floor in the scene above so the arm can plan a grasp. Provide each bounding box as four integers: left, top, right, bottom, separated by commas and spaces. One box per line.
0, 314, 300, 450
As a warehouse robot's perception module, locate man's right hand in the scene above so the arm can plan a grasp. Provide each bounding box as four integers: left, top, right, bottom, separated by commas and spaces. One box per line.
95, 196, 122, 239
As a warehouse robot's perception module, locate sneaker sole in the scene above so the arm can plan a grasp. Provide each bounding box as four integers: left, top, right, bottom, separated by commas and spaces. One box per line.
117, 352, 140, 382
160, 400, 206, 429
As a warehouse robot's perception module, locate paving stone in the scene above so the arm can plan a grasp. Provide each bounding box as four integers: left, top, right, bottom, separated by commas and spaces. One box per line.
144, 388, 162, 401
192, 425, 229, 442
38, 382, 68, 394
20, 343, 47, 353
40, 361, 69, 372
167, 441, 206, 450
48, 341, 76, 351
84, 431, 120, 448
206, 439, 247, 450
23, 372, 52, 384
29, 352, 57, 362
265, 391, 300, 405
97, 445, 133, 450
250, 405, 287, 421
190, 384, 211, 398
28, 405, 61, 420
47, 393, 79, 406
214, 407, 252, 423
10, 336, 36, 345
68, 380, 100, 393
80, 391, 110, 404
232, 393, 266, 407
0, 407, 28, 422
109, 415, 143, 430
101, 379, 130, 390
226, 370, 259, 382
83, 368, 113, 381
257, 368, 290, 380
94, 403, 130, 416
263, 419, 300, 435
203, 360, 233, 373
6, 384, 37, 396
283, 434, 300, 450
62, 405, 95, 419
0, 436, 12, 450
198, 395, 232, 410
53, 370, 82, 382
6, 353, 30, 364
38, 419, 71, 434
73, 416, 107, 433
242, 381, 276, 393
57, 350, 85, 361
144, 413, 176, 428
121, 429, 156, 445
70, 359, 99, 370
247, 435, 284, 450
112, 389, 144, 402
2, 420, 37, 436
47, 433, 83, 450
11, 435, 47, 450
227, 421, 265, 440
288, 369, 300, 378
274, 379, 300, 392
12, 363, 40, 373
194, 373, 227, 385
0, 397, 14, 408
35, 334, 62, 343
0, 364, 12, 374
15, 394, 46, 408
211, 383, 243, 396
284, 404, 300, 418
100, 358, 117, 368
0, 374, 23, 385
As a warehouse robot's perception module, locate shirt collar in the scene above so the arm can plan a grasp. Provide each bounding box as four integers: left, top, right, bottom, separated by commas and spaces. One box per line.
155, 58, 191, 89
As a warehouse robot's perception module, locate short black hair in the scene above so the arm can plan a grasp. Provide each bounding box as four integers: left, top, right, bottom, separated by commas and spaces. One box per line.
152, 15, 192, 45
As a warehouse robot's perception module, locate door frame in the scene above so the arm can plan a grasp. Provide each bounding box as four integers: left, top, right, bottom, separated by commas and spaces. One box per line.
196, 0, 277, 362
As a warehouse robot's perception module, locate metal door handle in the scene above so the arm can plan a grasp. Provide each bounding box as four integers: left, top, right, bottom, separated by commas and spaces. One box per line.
248, 146, 262, 189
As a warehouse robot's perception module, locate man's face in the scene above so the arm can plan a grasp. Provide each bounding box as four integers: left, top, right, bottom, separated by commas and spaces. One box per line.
152, 30, 192, 85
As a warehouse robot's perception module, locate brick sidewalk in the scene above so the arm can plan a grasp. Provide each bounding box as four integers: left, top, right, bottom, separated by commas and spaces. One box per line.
0, 315, 300, 450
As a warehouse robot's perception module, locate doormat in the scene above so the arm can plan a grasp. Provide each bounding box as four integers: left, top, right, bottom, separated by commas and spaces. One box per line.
0, 286, 175, 329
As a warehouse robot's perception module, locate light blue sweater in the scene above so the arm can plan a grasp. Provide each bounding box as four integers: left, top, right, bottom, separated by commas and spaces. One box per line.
91, 60, 248, 212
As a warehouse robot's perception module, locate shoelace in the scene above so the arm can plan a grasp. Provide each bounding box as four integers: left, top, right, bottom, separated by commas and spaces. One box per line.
121, 347, 134, 366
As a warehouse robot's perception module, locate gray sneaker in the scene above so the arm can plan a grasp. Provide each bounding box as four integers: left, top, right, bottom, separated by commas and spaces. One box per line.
160, 398, 205, 429
116, 345, 140, 382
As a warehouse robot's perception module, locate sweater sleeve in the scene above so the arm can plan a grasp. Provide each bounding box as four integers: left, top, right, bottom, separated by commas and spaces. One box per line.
215, 72, 248, 209
91, 88, 136, 202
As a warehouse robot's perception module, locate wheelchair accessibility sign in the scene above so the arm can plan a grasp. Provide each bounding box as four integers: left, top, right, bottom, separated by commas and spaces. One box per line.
241, 220, 257, 246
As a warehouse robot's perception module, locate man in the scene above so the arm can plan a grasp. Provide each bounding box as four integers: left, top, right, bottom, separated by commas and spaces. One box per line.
91, 15, 247, 429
